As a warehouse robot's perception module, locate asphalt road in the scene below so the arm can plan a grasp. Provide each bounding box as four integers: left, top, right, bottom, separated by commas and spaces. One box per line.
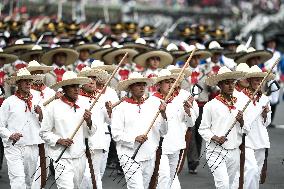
0, 95, 284, 189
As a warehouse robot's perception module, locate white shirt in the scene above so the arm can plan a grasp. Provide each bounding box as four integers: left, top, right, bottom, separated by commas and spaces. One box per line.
39, 97, 96, 159
111, 98, 168, 162
0, 95, 43, 147
31, 87, 56, 108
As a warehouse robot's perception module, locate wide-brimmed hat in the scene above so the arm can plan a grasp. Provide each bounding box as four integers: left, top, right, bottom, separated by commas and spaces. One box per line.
205, 66, 245, 86
102, 47, 138, 65
133, 50, 173, 68
74, 43, 101, 52
166, 43, 186, 59
176, 44, 212, 62
78, 66, 109, 84
6, 67, 44, 85
4, 39, 34, 53
20, 45, 44, 62
234, 47, 273, 64
51, 71, 91, 90
89, 45, 113, 60
167, 65, 191, 77
244, 65, 275, 81
153, 69, 179, 84
235, 63, 250, 73
41, 47, 79, 66
224, 44, 247, 59
0, 48, 18, 64
26, 60, 53, 73
117, 72, 152, 91
90, 59, 116, 73
121, 38, 153, 52
207, 41, 224, 54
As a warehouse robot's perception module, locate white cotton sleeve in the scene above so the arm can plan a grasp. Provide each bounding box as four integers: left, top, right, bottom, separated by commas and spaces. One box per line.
0, 100, 12, 143
198, 103, 215, 142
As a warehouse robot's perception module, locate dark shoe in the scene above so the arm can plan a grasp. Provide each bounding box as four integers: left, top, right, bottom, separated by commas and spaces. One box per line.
268, 124, 276, 128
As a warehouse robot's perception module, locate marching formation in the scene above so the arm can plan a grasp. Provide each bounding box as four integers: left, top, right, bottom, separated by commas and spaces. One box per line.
0, 17, 283, 189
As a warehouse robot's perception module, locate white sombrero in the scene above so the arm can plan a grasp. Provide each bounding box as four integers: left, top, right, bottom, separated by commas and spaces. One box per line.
20, 45, 44, 63
153, 69, 179, 84
205, 66, 245, 86
74, 42, 101, 52
224, 44, 247, 59
41, 47, 79, 66
235, 63, 250, 73
234, 47, 273, 64
90, 59, 116, 73
244, 65, 275, 81
208, 41, 224, 54
78, 66, 109, 84
133, 50, 173, 68
167, 65, 191, 77
176, 44, 212, 62
51, 71, 92, 90
117, 72, 152, 91
102, 47, 138, 65
166, 43, 185, 59
26, 60, 53, 73
6, 67, 44, 85
0, 48, 18, 64
4, 39, 34, 53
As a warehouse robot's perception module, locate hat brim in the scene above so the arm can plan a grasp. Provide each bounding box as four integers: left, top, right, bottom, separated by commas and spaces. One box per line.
244, 72, 275, 81
205, 71, 245, 86
6, 74, 44, 85
4, 44, 34, 53
176, 50, 212, 62
92, 65, 116, 73
89, 48, 113, 60
41, 48, 79, 66
20, 50, 43, 62
117, 78, 152, 91
51, 77, 92, 90
208, 48, 225, 54
75, 44, 101, 52
26, 65, 53, 73
133, 50, 173, 68
78, 68, 108, 78
169, 68, 191, 77
102, 48, 138, 65
153, 74, 179, 85
122, 43, 154, 52
0, 53, 18, 64
234, 50, 273, 64
223, 52, 246, 59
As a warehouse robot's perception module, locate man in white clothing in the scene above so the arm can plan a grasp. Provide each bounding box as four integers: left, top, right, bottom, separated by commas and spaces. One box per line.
198, 66, 246, 189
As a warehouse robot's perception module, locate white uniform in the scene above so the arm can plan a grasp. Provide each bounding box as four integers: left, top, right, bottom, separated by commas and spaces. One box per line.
111, 98, 168, 189
39, 97, 96, 189
156, 89, 199, 189
198, 97, 248, 189
0, 94, 43, 189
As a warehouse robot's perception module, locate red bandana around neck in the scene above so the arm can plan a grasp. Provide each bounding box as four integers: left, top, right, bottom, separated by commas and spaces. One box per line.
76, 64, 87, 72
124, 97, 145, 113
212, 65, 221, 74
215, 94, 237, 112
80, 90, 96, 102
61, 95, 80, 111
118, 69, 130, 81
153, 90, 179, 104
243, 88, 262, 106
54, 67, 66, 82
15, 91, 33, 112
15, 63, 27, 70
32, 84, 46, 97
190, 71, 200, 84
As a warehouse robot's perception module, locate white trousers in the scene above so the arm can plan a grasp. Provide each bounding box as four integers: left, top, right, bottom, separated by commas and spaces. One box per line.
119, 155, 155, 189
206, 147, 240, 189
157, 151, 180, 189
54, 155, 86, 189
4, 145, 39, 189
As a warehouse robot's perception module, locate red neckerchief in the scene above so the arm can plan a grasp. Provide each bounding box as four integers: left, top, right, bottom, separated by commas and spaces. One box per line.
243, 88, 262, 106
124, 97, 145, 113
15, 63, 27, 70
118, 69, 130, 80
54, 67, 66, 82
153, 90, 179, 104
0, 70, 5, 85
212, 65, 220, 74
31, 84, 46, 97
15, 91, 33, 112
215, 94, 237, 112
76, 63, 87, 72
191, 71, 200, 84
80, 90, 96, 103
60, 95, 80, 111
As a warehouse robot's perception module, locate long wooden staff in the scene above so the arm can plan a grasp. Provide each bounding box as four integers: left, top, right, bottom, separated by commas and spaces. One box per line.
55, 53, 128, 163
43, 96, 56, 106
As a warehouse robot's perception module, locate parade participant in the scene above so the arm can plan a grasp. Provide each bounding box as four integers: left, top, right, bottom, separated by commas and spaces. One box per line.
222, 39, 240, 70
42, 47, 79, 86
20, 45, 44, 63
234, 63, 250, 94
78, 67, 111, 189
223, 44, 248, 70
176, 45, 212, 174
133, 50, 173, 94
39, 71, 96, 189
198, 66, 247, 189
153, 69, 199, 189
241, 65, 274, 189
74, 42, 100, 72
0, 68, 44, 189
111, 72, 168, 189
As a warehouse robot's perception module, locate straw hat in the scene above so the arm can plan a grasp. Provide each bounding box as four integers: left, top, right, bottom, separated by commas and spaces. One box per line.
41, 47, 79, 66
117, 72, 152, 91
90, 60, 116, 73
102, 47, 138, 65
176, 44, 212, 62
74, 42, 101, 52
167, 65, 191, 77
78, 66, 109, 84
0, 48, 18, 64
89, 45, 113, 60
20, 45, 44, 63
234, 47, 273, 64
235, 63, 250, 73
4, 39, 34, 53
205, 66, 245, 86
244, 65, 275, 81
208, 41, 224, 54
133, 50, 173, 68
51, 71, 92, 90
26, 60, 53, 73
224, 44, 247, 59
153, 69, 179, 84
6, 67, 44, 85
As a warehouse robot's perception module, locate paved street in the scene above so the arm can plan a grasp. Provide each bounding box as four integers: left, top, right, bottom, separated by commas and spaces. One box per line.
1, 96, 284, 189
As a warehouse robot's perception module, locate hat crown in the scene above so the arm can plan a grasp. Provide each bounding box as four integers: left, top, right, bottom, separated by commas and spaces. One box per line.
209, 41, 222, 49
17, 67, 31, 76
236, 63, 250, 72
236, 44, 247, 53
196, 43, 205, 50
28, 60, 41, 67
167, 65, 178, 70
62, 71, 78, 81
128, 72, 144, 79
91, 60, 105, 68
247, 47, 256, 53
15, 39, 24, 45
157, 69, 172, 77
103, 44, 111, 48
218, 66, 232, 74
184, 44, 196, 52
80, 66, 92, 72
32, 45, 42, 50
166, 43, 178, 51
248, 65, 262, 73
135, 38, 146, 45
